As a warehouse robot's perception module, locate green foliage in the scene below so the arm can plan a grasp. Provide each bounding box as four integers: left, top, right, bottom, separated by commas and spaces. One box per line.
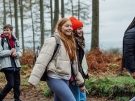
115, 97, 130, 101
108, 63, 119, 70
41, 75, 135, 99
44, 87, 53, 97
21, 65, 29, 71
85, 75, 135, 99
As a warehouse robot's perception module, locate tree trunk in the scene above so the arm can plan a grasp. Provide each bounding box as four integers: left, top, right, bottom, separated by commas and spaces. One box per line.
20, 0, 24, 52
3, 0, 6, 25
78, 0, 80, 20
9, 0, 12, 25
14, 0, 19, 39
50, 0, 53, 35
70, 0, 74, 16
40, 0, 45, 47
61, 0, 64, 18
53, 0, 59, 32
91, 0, 99, 50
30, 0, 35, 52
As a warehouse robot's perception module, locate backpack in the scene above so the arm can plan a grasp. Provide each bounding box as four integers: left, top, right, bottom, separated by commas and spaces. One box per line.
40, 35, 60, 81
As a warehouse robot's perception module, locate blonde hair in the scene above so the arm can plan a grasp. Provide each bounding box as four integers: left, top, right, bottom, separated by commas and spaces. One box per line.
56, 18, 76, 61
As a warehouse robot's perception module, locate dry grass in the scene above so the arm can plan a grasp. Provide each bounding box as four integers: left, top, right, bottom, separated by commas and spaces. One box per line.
20, 49, 36, 68
86, 48, 122, 76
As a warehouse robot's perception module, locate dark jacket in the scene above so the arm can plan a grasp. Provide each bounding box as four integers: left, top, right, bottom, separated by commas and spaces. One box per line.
123, 17, 135, 72
76, 40, 89, 79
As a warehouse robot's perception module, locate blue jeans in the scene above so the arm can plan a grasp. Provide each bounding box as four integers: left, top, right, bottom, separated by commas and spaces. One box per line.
130, 97, 135, 101
47, 77, 76, 101
69, 84, 86, 101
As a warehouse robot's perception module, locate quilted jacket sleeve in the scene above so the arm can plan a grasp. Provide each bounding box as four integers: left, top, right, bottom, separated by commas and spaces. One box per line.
28, 37, 56, 86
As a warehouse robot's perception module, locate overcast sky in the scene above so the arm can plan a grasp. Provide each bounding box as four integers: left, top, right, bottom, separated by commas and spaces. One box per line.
99, 0, 135, 50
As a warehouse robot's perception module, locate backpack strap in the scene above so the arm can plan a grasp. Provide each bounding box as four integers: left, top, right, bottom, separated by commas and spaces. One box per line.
40, 35, 60, 81
52, 34, 60, 57
1, 38, 5, 50
51, 35, 60, 59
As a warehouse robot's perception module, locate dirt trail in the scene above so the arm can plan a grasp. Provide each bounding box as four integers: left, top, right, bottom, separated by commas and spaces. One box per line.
0, 79, 108, 101
1, 82, 112, 101
3, 89, 111, 101
0, 69, 114, 101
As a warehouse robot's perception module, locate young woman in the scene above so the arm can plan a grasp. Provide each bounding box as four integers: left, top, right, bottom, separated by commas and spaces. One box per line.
69, 17, 89, 101
28, 18, 85, 101
0, 24, 22, 101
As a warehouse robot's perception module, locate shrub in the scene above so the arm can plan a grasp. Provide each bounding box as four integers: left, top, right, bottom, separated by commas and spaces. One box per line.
20, 49, 36, 68
85, 75, 135, 99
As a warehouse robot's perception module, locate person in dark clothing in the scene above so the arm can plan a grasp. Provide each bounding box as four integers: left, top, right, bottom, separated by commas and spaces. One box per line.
123, 17, 135, 77
69, 17, 89, 101
123, 17, 135, 101
0, 24, 22, 101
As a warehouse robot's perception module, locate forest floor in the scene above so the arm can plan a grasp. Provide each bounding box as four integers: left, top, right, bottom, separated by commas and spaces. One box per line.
0, 74, 112, 101
0, 49, 122, 101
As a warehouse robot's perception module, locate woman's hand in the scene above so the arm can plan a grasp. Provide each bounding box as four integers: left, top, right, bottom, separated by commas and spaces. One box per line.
28, 83, 36, 89
11, 48, 17, 57
79, 86, 89, 94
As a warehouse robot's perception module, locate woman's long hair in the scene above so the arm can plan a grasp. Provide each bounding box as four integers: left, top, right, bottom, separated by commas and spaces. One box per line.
56, 18, 76, 61
73, 30, 85, 48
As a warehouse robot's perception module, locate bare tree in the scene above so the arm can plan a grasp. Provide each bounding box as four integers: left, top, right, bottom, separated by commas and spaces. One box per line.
50, 0, 53, 35
70, 0, 74, 16
9, 0, 13, 25
61, 0, 65, 18
30, 0, 35, 52
14, 0, 19, 39
19, 0, 24, 52
78, 0, 80, 19
53, 0, 59, 32
40, 0, 45, 46
3, 0, 6, 25
91, 0, 99, 49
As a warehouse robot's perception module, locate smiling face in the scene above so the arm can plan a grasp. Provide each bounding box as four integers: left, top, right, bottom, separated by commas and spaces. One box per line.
3, 24, 13, 38
61, 20, 73, 36
3, 28, 12, 37
76, 27, 83, 37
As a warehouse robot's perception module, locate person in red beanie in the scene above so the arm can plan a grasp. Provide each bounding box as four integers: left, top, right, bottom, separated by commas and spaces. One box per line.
69, 17, 89, 101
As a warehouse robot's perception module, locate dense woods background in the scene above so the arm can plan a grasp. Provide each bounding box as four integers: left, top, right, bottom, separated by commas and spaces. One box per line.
0, 0, 100, 52
1, 0, 135, 101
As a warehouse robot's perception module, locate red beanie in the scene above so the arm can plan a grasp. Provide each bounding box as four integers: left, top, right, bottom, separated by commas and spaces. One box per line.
69, 17, 83, 30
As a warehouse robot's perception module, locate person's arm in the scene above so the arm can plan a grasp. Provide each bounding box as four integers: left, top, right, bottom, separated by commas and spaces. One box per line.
75, 71, 88, 92
13, 40, 22, 58
0, 38, 12, 57
28, 37, 56, 86
81, 54, 89, 78
75, 71, 85, 87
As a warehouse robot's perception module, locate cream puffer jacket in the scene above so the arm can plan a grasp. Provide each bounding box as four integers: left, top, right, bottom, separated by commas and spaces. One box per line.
28, 35, 84, 86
